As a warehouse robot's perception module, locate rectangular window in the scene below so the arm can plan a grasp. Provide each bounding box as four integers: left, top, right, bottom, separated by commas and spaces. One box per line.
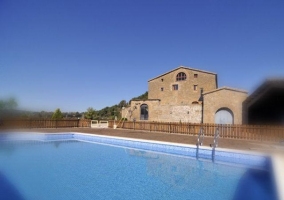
161, 87, 164, 91
194, 85, 198, 91
172, 84, 178, 90
194, 74, 198, 78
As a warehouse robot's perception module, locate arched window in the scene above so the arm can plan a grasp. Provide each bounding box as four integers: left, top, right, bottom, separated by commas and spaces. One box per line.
140, 104, 149, 120
214, 108, 234, 124
176, 72, 187, 81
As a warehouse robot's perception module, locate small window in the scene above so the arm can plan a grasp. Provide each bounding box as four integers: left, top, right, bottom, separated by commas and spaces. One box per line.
161, 78, 164, 82
176, 72, 186, 81
194, 74, 198, 78
172, 84, 178, 90
161, 87, 164, 91
192, 101, 199, 104
194, 85, 198, 91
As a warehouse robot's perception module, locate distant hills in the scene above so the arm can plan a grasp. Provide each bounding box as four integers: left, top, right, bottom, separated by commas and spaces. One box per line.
0, 92, 148, 120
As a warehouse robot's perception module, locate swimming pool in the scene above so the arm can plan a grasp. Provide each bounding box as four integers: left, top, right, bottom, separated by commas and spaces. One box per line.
0, 133, 278, 200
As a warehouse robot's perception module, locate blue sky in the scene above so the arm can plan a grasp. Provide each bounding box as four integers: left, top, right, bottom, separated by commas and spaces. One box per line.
1, 0, 284, 112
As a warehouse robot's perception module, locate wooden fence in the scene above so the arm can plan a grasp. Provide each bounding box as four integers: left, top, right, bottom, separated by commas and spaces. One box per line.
2, 119, 284, 142
109, 120, 284, 142
0, 119, 91, 129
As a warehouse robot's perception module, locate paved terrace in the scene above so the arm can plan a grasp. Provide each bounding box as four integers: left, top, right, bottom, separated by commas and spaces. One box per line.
13, 127, 284, 152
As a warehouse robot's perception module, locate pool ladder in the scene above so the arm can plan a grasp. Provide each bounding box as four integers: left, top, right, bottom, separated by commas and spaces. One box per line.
196, 127, 204, 159
196, 127, 220, 162
210, 128, 220, 162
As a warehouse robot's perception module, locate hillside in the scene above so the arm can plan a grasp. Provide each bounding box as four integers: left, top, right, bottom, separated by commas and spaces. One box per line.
84, 91, 148, 120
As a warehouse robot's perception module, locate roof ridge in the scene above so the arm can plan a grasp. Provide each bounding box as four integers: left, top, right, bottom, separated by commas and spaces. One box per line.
203, 86, 248, 95
148, 65, 217, 82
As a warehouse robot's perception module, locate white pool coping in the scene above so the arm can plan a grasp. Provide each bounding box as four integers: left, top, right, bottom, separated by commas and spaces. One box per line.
70, 132, 269, 156
19, 131, 269, 157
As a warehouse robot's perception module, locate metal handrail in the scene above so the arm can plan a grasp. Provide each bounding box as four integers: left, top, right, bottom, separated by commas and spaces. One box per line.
196, 127, 204, 159
210, 127, 220, 162
196, 127, 204, 147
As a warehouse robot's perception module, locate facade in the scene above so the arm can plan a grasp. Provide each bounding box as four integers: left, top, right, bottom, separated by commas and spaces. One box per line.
203, 87, 248, 124
148, 67, 217, 105
122, 66, 248, 124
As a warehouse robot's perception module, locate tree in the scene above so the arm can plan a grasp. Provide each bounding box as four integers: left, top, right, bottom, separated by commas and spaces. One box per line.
0, 97, 18, 110
130, 91, 148, 102
118, 100, 127, 108
75, 112, 81, 118
6, 97, 17, 109
0, 100, 4, 110
0, 97, 18, 119
84, 107, 96, 120
83, 92, 147, 120
52, 108, 63, 119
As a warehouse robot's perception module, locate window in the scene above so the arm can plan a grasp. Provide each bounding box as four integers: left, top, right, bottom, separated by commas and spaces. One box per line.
161, 87, 164, 91
194, 74, 198, 78
194, 85, 198, 91
176, 72, 186, 81
161, 78, 164, 82
172, 84, 178, 90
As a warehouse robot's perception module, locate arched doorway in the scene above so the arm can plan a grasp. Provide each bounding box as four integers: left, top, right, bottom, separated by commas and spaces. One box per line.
215, 108, 234, 124
140, 104, 149, 120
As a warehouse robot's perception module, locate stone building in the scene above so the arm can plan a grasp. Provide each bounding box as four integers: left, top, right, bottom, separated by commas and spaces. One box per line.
122, 66, 248, 124
203, 87, 247, 124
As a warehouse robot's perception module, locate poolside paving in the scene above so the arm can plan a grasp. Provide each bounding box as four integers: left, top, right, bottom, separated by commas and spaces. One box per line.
16, 127, 284, 152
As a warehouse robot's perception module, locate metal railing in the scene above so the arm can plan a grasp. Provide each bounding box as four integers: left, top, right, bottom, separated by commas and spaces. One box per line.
196, 127, 204, 159
210, 128, 220, 162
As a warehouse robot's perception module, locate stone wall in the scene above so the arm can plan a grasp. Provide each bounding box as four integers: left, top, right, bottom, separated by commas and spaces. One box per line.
121, 100, 160, 121
148, 66, 217, 105
203, 87, 248, 124
122, 100, 202, 123
152, 104, 202, 122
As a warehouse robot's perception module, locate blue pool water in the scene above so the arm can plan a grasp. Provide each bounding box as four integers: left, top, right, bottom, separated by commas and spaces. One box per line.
0, 133, 278, 200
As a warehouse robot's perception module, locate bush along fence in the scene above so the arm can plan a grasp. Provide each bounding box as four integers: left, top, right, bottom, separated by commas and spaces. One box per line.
108, 120, 284, 142
0, 119, 91, 129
